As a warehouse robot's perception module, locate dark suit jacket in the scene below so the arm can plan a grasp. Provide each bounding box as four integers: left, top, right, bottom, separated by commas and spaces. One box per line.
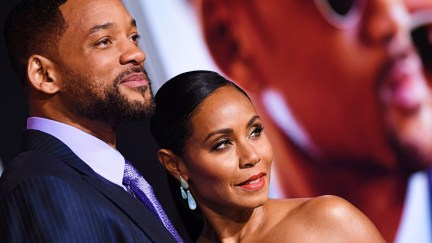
0, 129, 180, 242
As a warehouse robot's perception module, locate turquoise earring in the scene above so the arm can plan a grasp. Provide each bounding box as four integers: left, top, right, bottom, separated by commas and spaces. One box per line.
179, 176, 197, 210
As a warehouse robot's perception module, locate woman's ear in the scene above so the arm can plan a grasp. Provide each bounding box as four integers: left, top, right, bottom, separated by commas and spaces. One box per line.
157, 149, 187, 179
27, 54, 60, 95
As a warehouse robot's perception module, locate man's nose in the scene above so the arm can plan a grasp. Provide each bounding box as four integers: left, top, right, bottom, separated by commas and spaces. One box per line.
119, 41, 146, 65
360, 0, 410, 47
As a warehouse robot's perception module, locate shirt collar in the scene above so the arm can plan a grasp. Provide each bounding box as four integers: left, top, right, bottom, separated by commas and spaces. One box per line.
394, 170, 431, 242
27, 117, 125, 188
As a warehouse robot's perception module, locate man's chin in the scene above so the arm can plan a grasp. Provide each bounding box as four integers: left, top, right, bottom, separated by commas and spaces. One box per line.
120, 84, 153, 102
79, 92, 154, 125
391, 104, 432, 170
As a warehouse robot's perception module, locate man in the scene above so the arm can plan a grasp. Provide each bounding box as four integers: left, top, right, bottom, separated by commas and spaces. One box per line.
195, 0, 432, 241
0, 0, 186, 242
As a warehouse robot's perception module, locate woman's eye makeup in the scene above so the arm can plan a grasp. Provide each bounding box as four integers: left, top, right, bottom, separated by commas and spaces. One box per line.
211, 138, 232, 151
209, 125, 264, 151
250, 125, 264, 138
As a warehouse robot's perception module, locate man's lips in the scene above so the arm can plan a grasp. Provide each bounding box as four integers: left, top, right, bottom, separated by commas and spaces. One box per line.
379, 51, 428, 113
119, 72, 148, 88
236, 172, 266, 191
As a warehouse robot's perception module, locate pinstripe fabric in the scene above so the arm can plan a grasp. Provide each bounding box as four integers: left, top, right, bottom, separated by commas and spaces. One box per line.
0, 129, 180, 243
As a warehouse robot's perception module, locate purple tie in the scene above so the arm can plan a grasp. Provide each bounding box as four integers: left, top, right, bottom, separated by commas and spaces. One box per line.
123, 160, 183, 242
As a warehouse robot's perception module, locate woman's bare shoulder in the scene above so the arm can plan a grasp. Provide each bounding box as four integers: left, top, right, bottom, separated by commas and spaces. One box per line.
262, 196, 386, 242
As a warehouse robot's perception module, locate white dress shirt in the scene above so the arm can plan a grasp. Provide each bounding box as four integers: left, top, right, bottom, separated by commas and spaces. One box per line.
395, 171, 431, 243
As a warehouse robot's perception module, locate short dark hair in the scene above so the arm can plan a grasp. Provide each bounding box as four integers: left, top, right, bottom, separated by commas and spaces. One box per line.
4, 0, 68, 85
150, 70, 249, 155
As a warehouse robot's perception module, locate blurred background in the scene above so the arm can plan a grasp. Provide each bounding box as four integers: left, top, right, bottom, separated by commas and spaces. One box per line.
2, 1, 432, 242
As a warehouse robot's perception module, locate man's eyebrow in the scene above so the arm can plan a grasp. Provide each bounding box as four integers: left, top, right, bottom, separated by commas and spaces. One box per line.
88, 19, 137, 35
88, 22, 114, 34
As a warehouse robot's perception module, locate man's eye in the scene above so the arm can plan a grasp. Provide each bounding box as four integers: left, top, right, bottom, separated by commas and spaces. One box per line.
130, 34, 141, 45
95, 38, 112, 47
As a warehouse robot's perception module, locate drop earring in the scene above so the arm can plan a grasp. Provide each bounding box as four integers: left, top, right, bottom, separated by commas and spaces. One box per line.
179, 175, 197, 210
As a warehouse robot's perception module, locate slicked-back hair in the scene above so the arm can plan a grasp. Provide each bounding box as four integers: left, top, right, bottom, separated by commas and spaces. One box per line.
4, 0, 68, 85
150, 70, 250, 155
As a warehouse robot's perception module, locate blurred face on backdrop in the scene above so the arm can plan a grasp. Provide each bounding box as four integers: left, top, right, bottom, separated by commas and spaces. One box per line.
200, 0, 432, 171
397, 0, 432, 168
55, 0, 153, 125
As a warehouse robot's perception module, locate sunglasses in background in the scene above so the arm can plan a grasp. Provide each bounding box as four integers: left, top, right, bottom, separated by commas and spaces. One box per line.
411, 10, 432, 75
313, 0, 363, 28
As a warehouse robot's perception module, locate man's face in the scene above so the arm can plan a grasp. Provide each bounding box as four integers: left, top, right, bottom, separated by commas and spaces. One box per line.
230, 0, 432, 169
398, 0, 432, 166
55, 0, 153, 125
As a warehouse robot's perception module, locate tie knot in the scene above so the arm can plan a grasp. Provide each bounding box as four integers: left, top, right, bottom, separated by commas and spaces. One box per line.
123, 160, 140, 185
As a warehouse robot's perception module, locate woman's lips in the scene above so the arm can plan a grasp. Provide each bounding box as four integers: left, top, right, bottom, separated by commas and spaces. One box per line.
237, 173, 266, 191
119, 73, 148, 88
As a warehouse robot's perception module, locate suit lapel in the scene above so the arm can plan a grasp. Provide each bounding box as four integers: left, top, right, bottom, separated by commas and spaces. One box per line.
21, 129, 177, 242
83, 174, 176, 241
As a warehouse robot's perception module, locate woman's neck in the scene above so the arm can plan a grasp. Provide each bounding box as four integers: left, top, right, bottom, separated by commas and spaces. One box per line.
197, 204, 267, 243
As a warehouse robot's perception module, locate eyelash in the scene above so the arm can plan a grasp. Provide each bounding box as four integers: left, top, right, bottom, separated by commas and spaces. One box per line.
250, 125, 264, 138
93, 34, 141, 48
210, 125, 264, 152
211, 138, 232, 152
94, 37, 112, 47
130, 34, 141, 45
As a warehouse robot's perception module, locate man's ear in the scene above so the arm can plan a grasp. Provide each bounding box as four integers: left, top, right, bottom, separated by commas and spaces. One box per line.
199, 0, 239, 75
157, 149, 188, 180
198, 0, 261, 91
27, 54, 60, 95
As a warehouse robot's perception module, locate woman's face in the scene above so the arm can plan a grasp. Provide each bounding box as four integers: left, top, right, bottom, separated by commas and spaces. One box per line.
181, 86, 273, 212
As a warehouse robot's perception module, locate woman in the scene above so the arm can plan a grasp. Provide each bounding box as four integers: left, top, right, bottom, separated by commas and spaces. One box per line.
150, 70, 385, 242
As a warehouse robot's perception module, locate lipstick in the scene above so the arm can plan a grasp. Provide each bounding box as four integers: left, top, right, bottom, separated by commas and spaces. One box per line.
238, 173, 266, 191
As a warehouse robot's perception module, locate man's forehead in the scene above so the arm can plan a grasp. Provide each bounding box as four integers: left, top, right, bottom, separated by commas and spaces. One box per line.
59, 0, 129, 27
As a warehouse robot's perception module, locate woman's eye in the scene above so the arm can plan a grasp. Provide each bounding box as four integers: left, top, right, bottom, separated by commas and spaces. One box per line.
250, 125, 264, 138
211, 138, 232, 151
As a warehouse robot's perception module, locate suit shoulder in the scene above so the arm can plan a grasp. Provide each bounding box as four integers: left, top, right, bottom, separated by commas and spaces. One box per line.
0, 174, 150, 242
0, 150, 82, 196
